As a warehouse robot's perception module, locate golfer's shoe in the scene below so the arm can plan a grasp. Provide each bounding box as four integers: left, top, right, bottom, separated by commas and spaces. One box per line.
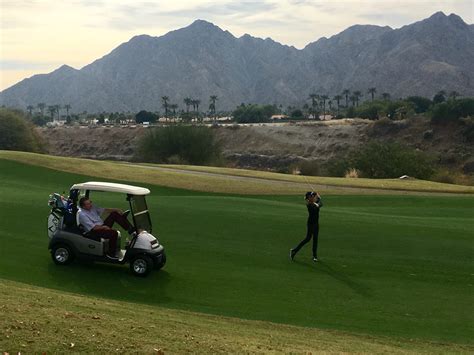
290, 249, 295, 261
313, 257, 319, 262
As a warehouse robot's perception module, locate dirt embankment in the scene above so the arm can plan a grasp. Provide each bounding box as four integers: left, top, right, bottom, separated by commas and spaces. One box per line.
36, 118, 472, 173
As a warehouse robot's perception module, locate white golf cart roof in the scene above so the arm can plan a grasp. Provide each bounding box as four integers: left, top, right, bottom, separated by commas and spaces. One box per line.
71, 181, 150, 195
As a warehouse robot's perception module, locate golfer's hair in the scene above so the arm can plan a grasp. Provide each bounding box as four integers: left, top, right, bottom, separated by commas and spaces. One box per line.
79, 197, 90, 208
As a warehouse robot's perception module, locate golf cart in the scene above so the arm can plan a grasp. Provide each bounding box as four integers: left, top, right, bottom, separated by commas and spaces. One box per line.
47, 181, 166, 276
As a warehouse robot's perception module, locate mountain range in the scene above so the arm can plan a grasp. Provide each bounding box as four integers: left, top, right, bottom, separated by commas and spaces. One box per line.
1, 11, 473, 113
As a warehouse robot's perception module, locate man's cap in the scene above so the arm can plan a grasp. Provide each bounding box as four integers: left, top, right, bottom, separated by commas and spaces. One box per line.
305, 191, 316, 199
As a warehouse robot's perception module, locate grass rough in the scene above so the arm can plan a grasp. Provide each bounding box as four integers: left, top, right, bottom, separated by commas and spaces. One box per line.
0, 150, 473, 195
1, 279, 472, 354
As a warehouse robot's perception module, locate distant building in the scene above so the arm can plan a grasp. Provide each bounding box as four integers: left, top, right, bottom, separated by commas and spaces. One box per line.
319, 114, 333, 121
271, 114, 288, 120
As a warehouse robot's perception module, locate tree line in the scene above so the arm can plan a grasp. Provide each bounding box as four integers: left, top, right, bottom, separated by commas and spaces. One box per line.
23, 88, 470, 126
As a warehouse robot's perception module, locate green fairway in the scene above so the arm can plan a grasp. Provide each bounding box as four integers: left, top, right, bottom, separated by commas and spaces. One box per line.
0, 158, 473, 345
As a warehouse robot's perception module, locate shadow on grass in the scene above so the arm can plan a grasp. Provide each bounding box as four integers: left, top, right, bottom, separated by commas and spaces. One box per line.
293, 259, 371, 297
45, 261, 173, 305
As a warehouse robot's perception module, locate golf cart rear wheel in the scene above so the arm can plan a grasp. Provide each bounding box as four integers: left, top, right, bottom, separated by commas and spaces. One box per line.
51, 244, 74, 265
130, 255, 153, 277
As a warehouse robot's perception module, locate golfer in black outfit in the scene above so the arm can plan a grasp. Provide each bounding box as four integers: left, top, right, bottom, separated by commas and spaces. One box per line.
290, 191, 323, 262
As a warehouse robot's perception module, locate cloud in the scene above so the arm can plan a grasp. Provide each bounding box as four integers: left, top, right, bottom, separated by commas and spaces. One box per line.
89, 1, 279, 31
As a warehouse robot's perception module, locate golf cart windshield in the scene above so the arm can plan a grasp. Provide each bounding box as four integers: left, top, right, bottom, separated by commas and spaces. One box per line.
128, 195, 152, 233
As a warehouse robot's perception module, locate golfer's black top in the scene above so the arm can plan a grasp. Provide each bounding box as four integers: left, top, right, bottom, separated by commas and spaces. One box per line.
307, 198, 322, 225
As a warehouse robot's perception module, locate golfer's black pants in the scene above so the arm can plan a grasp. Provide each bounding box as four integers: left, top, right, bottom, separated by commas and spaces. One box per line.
294, 223, 319, 257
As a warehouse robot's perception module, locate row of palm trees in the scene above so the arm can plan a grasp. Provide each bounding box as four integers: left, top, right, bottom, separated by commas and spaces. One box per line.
161, 95, 218, 117
307, 88, 391, 116
27, 103, 72, 121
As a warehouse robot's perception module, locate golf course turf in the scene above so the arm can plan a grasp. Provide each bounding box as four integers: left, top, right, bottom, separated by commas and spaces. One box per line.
0, 154, 473, 351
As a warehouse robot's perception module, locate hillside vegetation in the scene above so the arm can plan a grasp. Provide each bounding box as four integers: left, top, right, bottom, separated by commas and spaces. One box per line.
0, 108, 45, 152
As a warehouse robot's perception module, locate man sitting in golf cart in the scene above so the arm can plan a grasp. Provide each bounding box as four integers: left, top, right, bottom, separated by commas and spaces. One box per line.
78, 197, 135, 258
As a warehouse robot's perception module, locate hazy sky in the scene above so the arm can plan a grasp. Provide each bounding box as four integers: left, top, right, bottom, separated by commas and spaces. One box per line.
1, 0, 473, 90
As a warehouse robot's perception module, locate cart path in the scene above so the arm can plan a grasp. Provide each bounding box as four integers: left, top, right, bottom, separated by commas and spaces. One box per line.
118, 162, 464, 195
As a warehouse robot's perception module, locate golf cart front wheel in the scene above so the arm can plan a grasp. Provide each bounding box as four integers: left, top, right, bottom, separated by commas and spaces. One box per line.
130, 255, 153, 277
154, 252, 166, 270
51, 244, 74, 265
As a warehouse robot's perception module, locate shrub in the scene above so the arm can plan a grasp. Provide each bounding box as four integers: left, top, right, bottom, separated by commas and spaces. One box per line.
323, 143, 434, 179
135, 110, 157, 124
351, 142, 434, 179
323, 156, 352, 177
232, 104, 276, 123
432, 92, 446, 104
345, 106, 356, 118
406, 96, 432, 113
432, 169, 472, 186
0, 108, 45, 152
297, 160, 320, 176
31, 116, 48, 126
344, 168, 360, 178
349, 100, 415, 120
461, 119, 474, 143
180, 112, 194, 123
355, 101, 385, 120
430, 102, 456, 124
431, 98, 474, 124
373, 117, 393, 128
135, 125, 221, 165
290, 109, 304, 119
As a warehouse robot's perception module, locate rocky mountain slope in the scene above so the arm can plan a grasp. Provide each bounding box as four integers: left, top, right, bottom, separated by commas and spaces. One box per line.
1, 12, 473, 112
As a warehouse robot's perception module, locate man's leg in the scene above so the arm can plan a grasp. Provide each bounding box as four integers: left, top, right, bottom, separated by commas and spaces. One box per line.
103, 211, 134, 232
312, 224, 319, 258
293, 224, 313, 255
91, 229, 118, 256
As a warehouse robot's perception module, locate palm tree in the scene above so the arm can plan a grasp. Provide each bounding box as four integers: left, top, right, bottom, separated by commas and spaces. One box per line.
26, 105, 34, 116
183, 97, 192, 113
161, 96, 169, 118
433, 90, 447, 104
64, 104, 71, 118
368, 87, 377, 101
194, 99, 201, 113
54, 105, 61, 120
37, 103, 46, 116
350, 95, 357, 107
209, 95, 218, 118
328, 100, 333, 113
342, 89, 350, 107
353, 91, 362, 106
381, 93, 391, 101
333, 95, 342, 115
170, 104, 178, 121
302, 103, 309, 118
449, 91, 460, 100
320, 95, 329, 117
308, 93, 319, 119
47, 106, 56, 121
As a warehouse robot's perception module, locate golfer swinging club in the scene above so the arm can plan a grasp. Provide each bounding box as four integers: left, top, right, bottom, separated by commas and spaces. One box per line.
290, 191, 323, 262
